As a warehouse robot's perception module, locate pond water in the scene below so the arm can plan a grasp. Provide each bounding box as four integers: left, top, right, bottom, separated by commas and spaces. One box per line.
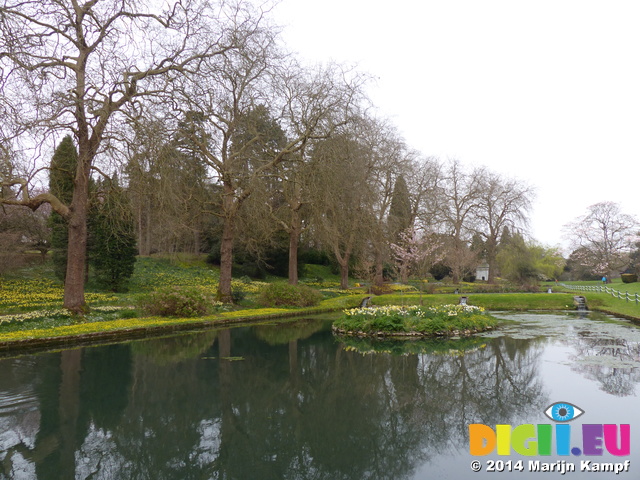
0, 311, 639, 479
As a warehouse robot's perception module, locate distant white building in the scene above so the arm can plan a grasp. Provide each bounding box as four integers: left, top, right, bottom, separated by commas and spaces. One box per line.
476, 263, 489, 281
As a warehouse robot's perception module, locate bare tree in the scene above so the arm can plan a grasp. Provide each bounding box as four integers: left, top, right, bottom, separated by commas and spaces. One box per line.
473, 171, 534, 283
564, 201, 639, 280
164, 25, 365, 301
262, 149, 314, 285
309, 128, 378, 289
125, 113, 212, 256
407, 155, 442, 232
435, 159, 484, 283
0, 0, 244, 312
355, 116, 412, 286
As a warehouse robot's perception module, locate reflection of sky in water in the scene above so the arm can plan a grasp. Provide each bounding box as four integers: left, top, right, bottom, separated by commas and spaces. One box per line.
425, 312, 640, 479
485, 312, 640, 396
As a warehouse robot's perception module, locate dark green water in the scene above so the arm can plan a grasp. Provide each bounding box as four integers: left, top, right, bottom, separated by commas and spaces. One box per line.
0, 311, 638, 479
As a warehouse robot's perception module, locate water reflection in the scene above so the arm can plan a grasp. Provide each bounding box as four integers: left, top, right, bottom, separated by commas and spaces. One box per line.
0, 312, 637, 479
570, 328, 640, 397
488, 311, 640, 397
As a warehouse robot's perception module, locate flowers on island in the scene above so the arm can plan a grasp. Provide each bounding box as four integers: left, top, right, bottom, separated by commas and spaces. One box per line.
344, 304, 485, 318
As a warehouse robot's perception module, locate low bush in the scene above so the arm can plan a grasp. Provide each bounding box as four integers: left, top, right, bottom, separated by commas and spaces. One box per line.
231, 288, 247, 304
370, 284, 394, 295
621, 274, 638, 283
138, 286, 219, 317
258, 282, 323, 307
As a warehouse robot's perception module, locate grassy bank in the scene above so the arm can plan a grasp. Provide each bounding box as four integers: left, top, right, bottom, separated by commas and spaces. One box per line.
371, 293, 579, 311
0, 294, 365, 352
3, 256, 640, 352
552, 280, 640, 321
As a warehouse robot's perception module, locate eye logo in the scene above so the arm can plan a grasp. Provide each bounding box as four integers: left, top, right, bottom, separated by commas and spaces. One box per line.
544, 402, 584, 422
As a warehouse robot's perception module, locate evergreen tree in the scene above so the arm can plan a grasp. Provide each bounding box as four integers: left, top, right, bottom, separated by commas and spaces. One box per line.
88, 177, 137, 291
48, 136, 77, 281
387, 175, 412, 240
470, 233, 487, 259
499, 226, 512, 249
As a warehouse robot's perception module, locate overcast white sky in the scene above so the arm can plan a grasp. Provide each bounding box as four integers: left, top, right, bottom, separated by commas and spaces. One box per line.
272, 0, 640, 251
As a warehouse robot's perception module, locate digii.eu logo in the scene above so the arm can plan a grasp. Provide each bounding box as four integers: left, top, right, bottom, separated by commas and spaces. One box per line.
469, 401, 630, 457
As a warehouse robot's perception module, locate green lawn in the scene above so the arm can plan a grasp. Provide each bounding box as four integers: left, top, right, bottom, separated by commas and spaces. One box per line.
547, 279, 640, 320
2, 257, 640, 350
371, 293, 579, 311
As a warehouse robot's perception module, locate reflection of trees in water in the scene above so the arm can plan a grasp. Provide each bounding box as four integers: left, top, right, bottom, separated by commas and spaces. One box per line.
154, 329, 545, 480
0, 345, 134, 479
253, 318, 326, 345
568, 333, 640, 397
0, 323, 547, 479
130, 330, 218, 365
398, 336, 547, 455
0, 357, 43, 479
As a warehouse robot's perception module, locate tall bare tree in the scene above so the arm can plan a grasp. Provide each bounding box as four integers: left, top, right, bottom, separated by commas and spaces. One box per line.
564, 201, 639, 280
364, 119, 413, 286
310, 129, 378, 289
0, 0, 245, 312
473, 171, 534, 283
436, 159, 484, 283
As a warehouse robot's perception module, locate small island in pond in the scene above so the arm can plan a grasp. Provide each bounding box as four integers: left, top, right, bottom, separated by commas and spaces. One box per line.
332, 304, 499, 338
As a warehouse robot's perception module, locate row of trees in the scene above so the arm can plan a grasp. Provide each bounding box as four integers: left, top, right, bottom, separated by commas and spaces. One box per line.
1, 0, 637, 312
0, 0, 367, 310
0, 0, 533, 311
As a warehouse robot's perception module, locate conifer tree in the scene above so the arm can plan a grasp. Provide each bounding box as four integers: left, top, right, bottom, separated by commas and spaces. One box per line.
88, 177, 137, 292
387, 175, 412, 241
48, 136, 77, 281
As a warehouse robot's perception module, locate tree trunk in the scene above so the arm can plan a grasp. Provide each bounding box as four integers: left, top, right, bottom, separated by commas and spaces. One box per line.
218, 181, 240, 303
193, 228, 201, 255
374, 247, 384, 287
144, 199, 152, 255
288, 226, 300, 285
137, 203, 144, 255
63, 170, 89, 314
218, 214, 235, 303
486, 238, 497, 284
339, 253, 350, 290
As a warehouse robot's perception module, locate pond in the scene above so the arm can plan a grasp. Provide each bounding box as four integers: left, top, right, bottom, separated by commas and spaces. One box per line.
0, 311, 638, 479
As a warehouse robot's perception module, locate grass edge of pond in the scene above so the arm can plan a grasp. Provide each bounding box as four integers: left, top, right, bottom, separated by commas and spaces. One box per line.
1, 291, 639, 355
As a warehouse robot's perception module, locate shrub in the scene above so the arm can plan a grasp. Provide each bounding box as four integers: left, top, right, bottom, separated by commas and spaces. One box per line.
621, 273, 638, 283
423, 283, 437, 294
430, 262, 452, 281
118, 309, 139, 319
138, 286, 216, 317
371, 284, 394, 295
231, 288, 247, 304
258, 282, 322, 307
